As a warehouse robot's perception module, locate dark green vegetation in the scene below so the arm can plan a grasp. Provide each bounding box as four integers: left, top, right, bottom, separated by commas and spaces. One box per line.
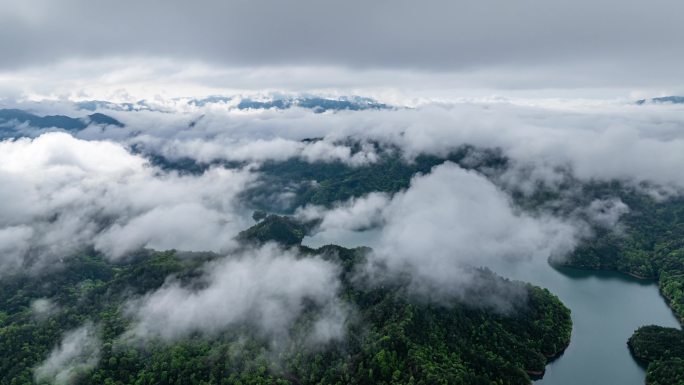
0, 216, 571, 385
628, 326, 684, 385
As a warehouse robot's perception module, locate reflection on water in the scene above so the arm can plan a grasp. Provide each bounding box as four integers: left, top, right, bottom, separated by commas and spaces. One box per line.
303, 229, 681, 385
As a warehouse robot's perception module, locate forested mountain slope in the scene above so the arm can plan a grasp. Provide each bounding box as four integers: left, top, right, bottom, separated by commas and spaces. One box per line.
0, 216, 571, 385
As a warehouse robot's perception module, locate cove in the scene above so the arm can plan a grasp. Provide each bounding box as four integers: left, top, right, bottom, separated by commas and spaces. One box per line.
303, 229, 681, 385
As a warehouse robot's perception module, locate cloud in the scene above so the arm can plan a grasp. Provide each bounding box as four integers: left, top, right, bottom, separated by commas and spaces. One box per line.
0, 1, 683, 92
125, 100, 684, 191
23, 99, 684, 208
0, 132, 256, 273
30, 298, 58, 320
4, 96, 684, 318
304, 162, 579, 306
0, 225, 34, 271
79, 101, 684, 193
4, 100, 681, 275
125, 244, 348, 345
582, 198, 630, 229
155, 136, 378, 166
34, 323, 101, 385
297, 192, 389, 231
374, 163, 577, 269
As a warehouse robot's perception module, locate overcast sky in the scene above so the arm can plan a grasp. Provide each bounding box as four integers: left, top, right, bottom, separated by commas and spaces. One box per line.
0, 0, 683, 100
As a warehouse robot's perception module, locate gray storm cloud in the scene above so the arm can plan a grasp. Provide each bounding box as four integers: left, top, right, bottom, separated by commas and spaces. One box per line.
1, 0, 683, 91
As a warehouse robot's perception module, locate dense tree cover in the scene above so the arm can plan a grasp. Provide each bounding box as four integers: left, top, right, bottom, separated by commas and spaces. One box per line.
628, 326, 684, 385
628, 325, 684, 363
0, 249, 213, 385
645, 359, 684, 385
0, 217, 571, 385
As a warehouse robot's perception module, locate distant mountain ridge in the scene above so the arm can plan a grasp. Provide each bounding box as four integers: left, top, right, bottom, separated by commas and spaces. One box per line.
0, 109, 123, 139
76, 100, 156, 112
229, 96, 389, 112
636, 96, 684, 105
77, 95, 391, 113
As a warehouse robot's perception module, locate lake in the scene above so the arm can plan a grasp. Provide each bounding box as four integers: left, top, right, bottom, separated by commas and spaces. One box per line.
303, 229, 681, 385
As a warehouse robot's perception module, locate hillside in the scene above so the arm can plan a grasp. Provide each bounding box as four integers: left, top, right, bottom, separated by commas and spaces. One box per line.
0, 217, 571, 385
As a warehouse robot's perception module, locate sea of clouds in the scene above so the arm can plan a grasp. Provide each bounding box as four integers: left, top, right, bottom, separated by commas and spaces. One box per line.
4, 98, 684, 380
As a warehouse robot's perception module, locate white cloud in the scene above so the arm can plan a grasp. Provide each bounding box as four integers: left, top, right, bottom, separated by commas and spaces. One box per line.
304, 163, 579, 304
125, 244, 347, 344
374, 163, 577, 277
34, 323, 101, 385
30, 298, 58, 320
5, 99, 682, 277
0, 225, 33, 271
59, 100, 684, 192
156, 136, 377, 166
582, 198, 630, 229
0, 132, 256, 272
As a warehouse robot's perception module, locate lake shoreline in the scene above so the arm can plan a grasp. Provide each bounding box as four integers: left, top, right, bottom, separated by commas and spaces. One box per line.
551, 261, 684, 327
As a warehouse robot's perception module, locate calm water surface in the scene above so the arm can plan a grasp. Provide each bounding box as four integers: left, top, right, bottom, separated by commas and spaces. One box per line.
303, 230, 681, 385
